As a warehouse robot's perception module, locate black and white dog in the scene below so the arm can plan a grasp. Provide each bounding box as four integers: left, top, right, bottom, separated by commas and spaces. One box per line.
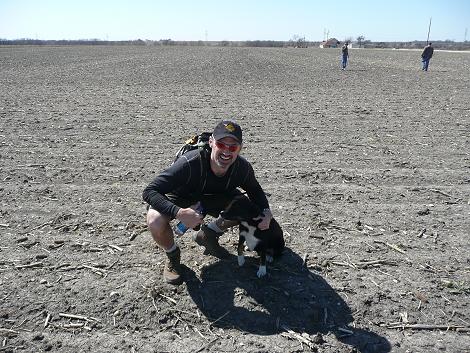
220, 196, 285, 277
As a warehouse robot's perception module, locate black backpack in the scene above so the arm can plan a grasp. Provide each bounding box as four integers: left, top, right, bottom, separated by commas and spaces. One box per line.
173, 132, 212, 163
172, 132, 212, 194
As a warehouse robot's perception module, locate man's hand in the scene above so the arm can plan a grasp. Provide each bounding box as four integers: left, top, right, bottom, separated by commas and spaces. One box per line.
176, 207, 203, 229
253, 208, 272, 230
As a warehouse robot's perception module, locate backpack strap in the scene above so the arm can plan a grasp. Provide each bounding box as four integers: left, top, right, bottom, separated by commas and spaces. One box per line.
224, 157, 238, 190
199, 149, 208, 194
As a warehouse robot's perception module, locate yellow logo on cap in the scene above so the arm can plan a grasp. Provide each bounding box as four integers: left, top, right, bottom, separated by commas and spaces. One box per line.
225, 123, 235, 132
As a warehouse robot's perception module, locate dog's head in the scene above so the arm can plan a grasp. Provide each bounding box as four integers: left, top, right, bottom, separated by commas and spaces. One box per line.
220, 195, 261, 222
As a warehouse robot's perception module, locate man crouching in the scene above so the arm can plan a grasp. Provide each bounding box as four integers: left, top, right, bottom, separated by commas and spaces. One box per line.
142, 120, 273, 285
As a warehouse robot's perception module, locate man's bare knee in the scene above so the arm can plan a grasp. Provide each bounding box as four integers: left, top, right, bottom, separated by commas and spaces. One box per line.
147, 209, 171, 239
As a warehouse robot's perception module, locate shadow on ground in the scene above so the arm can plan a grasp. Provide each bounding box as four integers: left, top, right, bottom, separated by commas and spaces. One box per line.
185, 248, 391, 353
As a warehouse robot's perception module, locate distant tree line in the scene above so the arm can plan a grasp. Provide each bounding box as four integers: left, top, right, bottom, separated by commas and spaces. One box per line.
359, 40, 469, 50
0, 38, 296, 47
0, 38, 469, 50
0, 39, 147, 46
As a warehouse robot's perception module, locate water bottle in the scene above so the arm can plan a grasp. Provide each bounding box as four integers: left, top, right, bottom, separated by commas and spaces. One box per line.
174, 220, 189, 236
174, 202, 204, 236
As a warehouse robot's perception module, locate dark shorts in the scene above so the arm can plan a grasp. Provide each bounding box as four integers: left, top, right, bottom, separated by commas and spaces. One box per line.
149, 189, 246, 219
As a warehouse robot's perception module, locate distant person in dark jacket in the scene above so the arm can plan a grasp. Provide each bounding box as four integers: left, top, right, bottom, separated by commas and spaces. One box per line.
421, 43, 434, 71
341, 42, 349, 70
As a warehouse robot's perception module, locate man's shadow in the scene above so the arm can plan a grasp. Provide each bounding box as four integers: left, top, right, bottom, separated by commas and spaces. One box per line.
185, 248, 391, 353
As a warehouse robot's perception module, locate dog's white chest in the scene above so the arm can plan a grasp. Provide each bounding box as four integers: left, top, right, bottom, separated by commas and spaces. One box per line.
240, 222, 260, 250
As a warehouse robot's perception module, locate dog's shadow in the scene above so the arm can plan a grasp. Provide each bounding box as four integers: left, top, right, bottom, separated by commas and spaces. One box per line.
185, 248, 391, 353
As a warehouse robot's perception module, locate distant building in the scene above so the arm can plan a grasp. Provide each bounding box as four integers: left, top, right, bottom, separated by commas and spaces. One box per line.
320, 38, 340, 48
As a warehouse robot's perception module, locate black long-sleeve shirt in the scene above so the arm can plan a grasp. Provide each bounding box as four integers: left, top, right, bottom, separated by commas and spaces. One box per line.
142, 150, 269, 218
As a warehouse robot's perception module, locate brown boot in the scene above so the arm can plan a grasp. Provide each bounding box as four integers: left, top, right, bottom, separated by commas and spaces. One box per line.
193, 225, 230, 259
163, 247, 183, 285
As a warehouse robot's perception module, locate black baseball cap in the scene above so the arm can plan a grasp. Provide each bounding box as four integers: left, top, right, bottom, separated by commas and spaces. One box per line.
213, 120, 242, 144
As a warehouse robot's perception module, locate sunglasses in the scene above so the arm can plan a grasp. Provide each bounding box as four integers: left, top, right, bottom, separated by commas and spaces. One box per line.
215, 140, 240, 152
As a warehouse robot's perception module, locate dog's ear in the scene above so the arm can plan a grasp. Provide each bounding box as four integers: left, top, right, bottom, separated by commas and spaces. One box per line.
223, 195, 246, 213
220, 197, 240, 219
223, 198, 237, 212
232, 195, 245, 205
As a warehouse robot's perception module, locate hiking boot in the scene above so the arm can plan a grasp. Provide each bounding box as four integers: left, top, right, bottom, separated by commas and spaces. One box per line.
163, 247, 183, 285
193, 225, 229, 259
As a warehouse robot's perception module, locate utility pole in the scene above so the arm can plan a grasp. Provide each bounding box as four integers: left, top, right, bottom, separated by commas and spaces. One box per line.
426, 17, 432, 44
465, 28, 468, 42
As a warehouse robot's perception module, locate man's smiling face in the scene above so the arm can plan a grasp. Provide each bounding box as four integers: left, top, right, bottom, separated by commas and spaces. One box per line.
209, 136, 241, 176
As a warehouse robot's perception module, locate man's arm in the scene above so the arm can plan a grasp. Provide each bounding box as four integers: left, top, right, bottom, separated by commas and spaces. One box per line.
142, 177, 180, 218
142, 157, 193, 218
240, 162, 272, 230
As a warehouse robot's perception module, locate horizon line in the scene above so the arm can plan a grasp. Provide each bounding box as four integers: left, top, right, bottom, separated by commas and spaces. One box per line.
1, 38, 469, 43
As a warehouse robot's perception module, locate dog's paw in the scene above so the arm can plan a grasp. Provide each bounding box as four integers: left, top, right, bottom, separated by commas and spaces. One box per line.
257, 265, 267, 278
237, 255, 245, 267
266, 254, 274, 263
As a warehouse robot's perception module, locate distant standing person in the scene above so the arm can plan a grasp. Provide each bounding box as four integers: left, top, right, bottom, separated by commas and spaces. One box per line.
421, 42, 434, 71
341, 42, 349, 70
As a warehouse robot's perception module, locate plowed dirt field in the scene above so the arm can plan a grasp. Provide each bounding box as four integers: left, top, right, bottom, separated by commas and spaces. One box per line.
1, 45, 469, 352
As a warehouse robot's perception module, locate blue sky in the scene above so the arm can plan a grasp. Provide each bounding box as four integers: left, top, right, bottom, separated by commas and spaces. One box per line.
0, 0, 468, 42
